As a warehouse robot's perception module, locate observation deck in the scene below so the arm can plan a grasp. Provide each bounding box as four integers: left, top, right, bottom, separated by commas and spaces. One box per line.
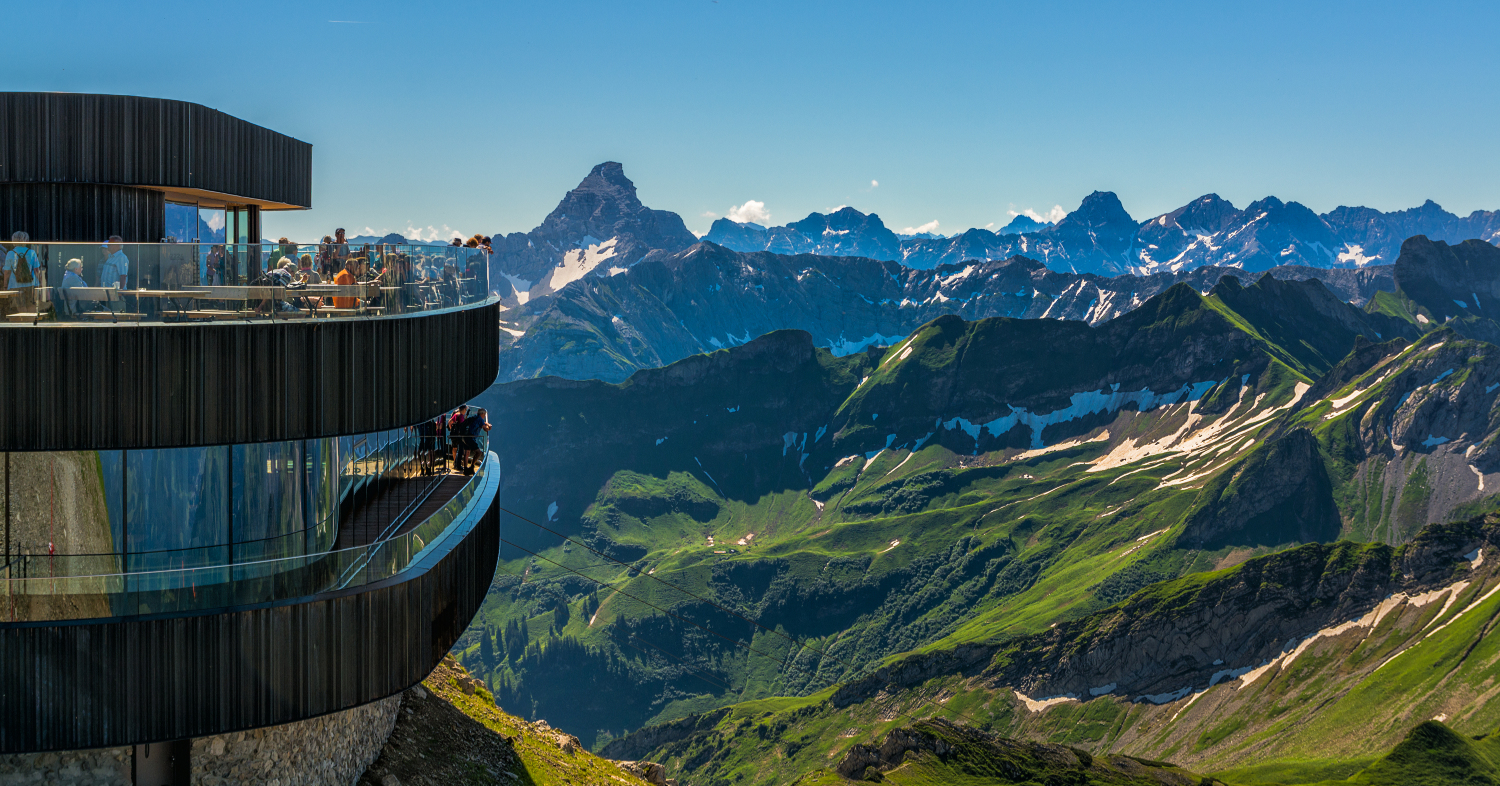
0, 241, 499, 451
0, 244, 503, 753
0, 93, 506, 769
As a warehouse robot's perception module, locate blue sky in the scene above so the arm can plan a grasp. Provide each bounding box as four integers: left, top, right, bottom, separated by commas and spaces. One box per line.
10, 1, 1500, 241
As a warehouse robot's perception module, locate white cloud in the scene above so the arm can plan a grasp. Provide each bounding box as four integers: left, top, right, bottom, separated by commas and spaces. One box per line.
1009, 206, 1067, 224
870, 180, 879, 189
826, 204, 849, 213
900, 220, 940, 235
726, 200, 771, 225
985, 222, 995, 229
702, 211, 719, 218
402, 224, 464, 242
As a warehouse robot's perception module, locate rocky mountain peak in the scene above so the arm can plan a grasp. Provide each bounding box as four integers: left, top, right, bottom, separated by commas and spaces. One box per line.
1062, 190, 1135, 228
1167, 193, 1241, 234
583, 161, 632, 189
999, 214, 1049, 234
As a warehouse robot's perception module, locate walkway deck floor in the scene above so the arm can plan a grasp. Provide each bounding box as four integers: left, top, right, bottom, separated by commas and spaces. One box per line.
334, 472, 471, 550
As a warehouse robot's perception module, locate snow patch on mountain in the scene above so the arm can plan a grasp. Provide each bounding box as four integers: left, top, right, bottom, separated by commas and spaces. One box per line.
551, 236, 619, 290
828, 332, 905, 356
941, 381, 1221, 450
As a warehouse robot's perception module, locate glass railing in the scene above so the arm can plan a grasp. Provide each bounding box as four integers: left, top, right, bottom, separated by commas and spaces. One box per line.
0, 447, 492, 622
0, 241, 493, 323
0, 426, 428, 584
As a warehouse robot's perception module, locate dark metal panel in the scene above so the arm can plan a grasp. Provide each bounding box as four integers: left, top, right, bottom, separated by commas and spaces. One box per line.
0, 488, 499, 752
0, 92, 311, 211
0, 302, 499, 451
0, 183, 165, 243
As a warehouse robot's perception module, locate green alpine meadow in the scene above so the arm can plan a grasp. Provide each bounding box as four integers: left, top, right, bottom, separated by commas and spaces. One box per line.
457, 236, 1500, 784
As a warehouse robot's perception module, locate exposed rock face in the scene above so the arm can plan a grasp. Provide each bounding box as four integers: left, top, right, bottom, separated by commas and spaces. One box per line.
832, 517, 1495, 710
784, 207, 902, 260
1393, 236, 1500, 344
495, 242, 1398, 384
490, 162, 696, 303
613, 760, 670, 785
597, 709, 730, 761
832, 719, 1207, 784
1178, 428, 1341, 549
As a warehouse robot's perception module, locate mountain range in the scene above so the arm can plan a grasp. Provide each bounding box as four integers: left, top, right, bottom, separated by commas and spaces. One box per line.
706, 191, 1500, 275
456, 162, 1500, 784
490, 164, 1500, 303
494, 243, 1401, 384
463, 238, 1500, 780
485, 164, 1500, 386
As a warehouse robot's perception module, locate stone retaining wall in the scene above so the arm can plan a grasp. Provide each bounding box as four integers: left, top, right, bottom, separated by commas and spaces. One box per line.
0, 696, 400, 786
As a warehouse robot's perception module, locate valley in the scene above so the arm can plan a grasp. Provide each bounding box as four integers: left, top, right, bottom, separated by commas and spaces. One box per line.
462, 240, 1500, 782
458, 162, 1500, 786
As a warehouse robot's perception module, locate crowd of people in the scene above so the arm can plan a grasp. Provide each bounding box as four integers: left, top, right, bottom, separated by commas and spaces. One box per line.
417, 404, 491, 476
3, 231, 133, 316
2, 227, 492, 320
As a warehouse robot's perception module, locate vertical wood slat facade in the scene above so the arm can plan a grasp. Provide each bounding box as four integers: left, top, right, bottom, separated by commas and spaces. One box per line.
0, 302, 500, 452
0, 93, 312, 208
0, 482, 499, 753
0, 183, 165, 245
0, 92, 312, 242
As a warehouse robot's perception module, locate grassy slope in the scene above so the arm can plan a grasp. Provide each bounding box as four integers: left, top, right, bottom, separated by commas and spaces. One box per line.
358, 657, 653, 786
601, 511, 1500, 785
467, 280, 1495, 782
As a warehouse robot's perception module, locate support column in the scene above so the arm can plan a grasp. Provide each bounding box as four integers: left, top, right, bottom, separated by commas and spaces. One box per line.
131, 740, 190, 785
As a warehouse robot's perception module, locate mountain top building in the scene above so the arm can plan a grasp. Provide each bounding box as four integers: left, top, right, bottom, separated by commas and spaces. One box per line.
0, 93, 501, 785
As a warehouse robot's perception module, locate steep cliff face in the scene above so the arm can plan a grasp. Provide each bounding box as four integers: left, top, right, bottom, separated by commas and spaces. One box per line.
1390, 236, 1500, 344
1177, 428, 1341, 549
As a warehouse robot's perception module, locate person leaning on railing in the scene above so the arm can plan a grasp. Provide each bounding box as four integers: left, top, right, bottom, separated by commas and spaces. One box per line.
447, 405, 468, 469
459, 407, 491, 476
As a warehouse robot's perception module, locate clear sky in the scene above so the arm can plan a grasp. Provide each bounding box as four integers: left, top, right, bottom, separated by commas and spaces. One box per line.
10, 1, 1500, 241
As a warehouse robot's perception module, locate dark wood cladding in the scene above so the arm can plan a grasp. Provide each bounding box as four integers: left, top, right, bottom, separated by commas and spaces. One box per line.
0, 482, 499, 753
0, 92, 312, 210
0, 302, 500, 452
0, 182, 165, 244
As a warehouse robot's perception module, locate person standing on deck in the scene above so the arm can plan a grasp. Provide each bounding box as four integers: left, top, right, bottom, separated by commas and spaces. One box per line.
3, 231, 43, 314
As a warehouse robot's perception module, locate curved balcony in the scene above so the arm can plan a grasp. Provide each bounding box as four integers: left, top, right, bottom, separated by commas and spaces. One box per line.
0, 241, 500, 451
0, 447, 500, 753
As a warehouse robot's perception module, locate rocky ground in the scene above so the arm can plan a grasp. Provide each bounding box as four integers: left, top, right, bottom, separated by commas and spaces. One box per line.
358, 658, 667, 786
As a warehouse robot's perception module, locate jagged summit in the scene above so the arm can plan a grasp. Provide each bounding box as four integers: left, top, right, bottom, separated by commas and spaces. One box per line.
489, 162, 696, 302
998, 213, 1050, 234
1060, 190, 1135, 228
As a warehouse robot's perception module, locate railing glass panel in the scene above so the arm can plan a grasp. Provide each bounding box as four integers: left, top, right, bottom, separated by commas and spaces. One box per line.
0, 241, 493, 323
0, 448, 492, 622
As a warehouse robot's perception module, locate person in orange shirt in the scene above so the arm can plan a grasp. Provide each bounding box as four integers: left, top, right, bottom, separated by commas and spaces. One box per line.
333, 257, 358, 309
